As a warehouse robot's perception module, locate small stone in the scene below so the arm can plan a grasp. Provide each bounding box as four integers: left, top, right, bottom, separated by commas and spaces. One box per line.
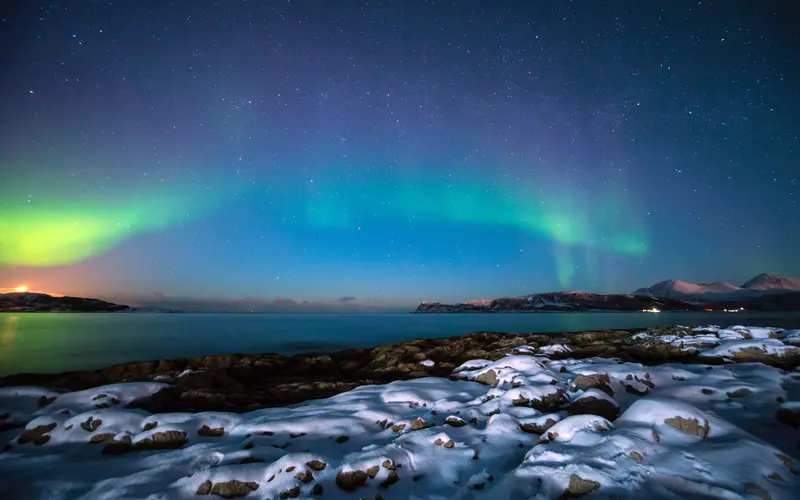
143, 422, 158, 431
727, 388, 754, 399
18, 423, 57, 445
474, 369, 498, 387
335, 435, 349, 443
410, 418, 430, 431
629, 451, 644, 462
391, 424, 406, 432
744, 483, 771, 500
443, 439, 455, 449
367, 465, 380, 479
289, 432, 306, 438
336, 470, 368, 491
240, 457, 265, 464
209, 480, 259, 498
564, 474, 600, 497
197, 480, 212, 495
37, 396, 57, 407
307, 459, 327, 471
766, 472, 783, 481
243, 441, 254, 450
279, 486, 300, 499
444, 416, 467, 427
311, 483, 323, 495
434, 438, 443, 446
81, 417, 102, 432
382, 459, 395, 470
198, 425, 225, 437
296, 471, 314, 483
775, 408, 800, 428
285, 466, 296, 472
90, 433, 116, 443
664, 416, 709, 438
701, 388, 715, 395
379, 470, 399, 488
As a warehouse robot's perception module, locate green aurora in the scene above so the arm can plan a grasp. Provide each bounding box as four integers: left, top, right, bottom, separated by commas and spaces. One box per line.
1, 170, 647, 288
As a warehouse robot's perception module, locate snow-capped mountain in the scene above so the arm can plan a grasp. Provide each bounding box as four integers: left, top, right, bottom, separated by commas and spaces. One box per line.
741, 273, 800, 291
633, 273, 800, 300
632, 280, 742, 299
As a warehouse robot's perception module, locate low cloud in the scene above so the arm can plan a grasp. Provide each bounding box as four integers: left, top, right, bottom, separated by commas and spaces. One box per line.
336, 296, 357, 302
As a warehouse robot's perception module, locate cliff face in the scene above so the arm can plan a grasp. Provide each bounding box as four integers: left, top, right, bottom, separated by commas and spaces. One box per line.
0, 293, 130, 312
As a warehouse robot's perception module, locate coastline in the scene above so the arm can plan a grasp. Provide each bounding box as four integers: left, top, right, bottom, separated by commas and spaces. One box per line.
2, 325, 798, 414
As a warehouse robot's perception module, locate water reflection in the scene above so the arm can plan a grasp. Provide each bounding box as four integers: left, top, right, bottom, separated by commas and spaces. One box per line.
0, 315, 19, 374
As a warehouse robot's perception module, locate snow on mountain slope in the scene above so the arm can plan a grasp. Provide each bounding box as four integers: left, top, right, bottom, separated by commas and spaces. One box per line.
742, 273, 800, 291
632, 279, 741, 299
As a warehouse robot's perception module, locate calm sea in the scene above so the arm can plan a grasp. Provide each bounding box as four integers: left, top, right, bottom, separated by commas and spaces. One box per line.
2, 312, 800, 376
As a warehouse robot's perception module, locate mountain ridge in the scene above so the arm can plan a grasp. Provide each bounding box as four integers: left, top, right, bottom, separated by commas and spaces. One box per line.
416, 273, 800, 313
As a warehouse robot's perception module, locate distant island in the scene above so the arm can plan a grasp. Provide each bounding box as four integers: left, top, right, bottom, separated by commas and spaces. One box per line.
416, 272, 800, 313
0, 292, 131, 313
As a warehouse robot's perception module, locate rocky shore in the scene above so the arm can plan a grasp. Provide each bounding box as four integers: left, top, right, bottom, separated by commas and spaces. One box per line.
1, 324, 799, 499
2, 325, 798, 414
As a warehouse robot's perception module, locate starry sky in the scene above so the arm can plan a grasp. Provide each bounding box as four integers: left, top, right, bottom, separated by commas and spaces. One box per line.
1, 1, 798, 310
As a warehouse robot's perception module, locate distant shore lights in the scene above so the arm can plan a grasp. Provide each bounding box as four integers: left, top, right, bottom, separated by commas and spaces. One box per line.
643, 307, 661, 313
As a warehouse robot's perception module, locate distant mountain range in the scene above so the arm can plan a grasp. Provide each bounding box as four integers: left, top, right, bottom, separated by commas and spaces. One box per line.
0, 292, 131, 313
416, 273, 800, 313
632, 273, 800, 300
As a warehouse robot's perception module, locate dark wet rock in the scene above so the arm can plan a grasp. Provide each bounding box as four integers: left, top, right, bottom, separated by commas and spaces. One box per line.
335, 435, 349, 443
311, 483, 324, 495
239, 457, 265, 464
366, 465, 380, 479
143, 421, 158, 431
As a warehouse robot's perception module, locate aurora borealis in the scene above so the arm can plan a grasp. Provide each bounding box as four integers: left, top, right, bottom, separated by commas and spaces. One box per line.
1, 1, 798, 307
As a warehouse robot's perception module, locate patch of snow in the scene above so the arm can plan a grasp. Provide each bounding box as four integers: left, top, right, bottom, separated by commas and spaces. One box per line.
419, 359, 435, 367
1, 326, 799, 499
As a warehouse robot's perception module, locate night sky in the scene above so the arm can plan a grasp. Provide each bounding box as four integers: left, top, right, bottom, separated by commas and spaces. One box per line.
1, 1, 798, 309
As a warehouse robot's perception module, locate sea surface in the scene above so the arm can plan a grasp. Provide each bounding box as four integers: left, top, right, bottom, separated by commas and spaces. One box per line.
2, 311, 800, 376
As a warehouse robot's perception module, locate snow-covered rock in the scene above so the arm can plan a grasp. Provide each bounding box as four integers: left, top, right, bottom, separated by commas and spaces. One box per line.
1, 325, 799, 499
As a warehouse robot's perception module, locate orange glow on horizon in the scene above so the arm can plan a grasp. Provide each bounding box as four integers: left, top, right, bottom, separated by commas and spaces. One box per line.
14, 285, 28, 293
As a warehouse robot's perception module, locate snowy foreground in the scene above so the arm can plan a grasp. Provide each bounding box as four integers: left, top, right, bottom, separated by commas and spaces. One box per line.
1, 326, 800, 499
